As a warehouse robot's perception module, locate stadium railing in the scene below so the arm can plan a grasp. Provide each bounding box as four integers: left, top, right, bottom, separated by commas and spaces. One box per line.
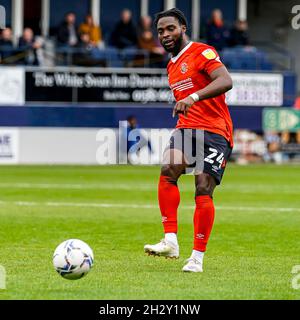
0, 45, 153, 68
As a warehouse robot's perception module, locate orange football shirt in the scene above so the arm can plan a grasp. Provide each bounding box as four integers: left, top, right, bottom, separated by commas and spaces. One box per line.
167, 41, 234, 147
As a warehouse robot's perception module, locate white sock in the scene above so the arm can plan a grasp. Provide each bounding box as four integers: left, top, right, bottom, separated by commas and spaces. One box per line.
191, 250, 204, 263
165, 233, 178, 245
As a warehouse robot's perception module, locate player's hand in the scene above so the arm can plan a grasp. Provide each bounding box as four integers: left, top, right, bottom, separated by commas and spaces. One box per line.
172, 96, 195, 118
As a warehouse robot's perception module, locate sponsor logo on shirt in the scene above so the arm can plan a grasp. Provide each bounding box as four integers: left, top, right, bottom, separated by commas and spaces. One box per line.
170, 78, 194, 92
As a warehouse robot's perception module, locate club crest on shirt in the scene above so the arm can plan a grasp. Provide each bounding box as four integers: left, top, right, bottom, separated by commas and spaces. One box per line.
180, 62, 188, 74
201, 49, 217, 60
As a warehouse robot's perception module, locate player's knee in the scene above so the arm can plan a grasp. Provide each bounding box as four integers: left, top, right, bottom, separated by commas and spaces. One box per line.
161, 164, 182, 181
195, 179, 213, 196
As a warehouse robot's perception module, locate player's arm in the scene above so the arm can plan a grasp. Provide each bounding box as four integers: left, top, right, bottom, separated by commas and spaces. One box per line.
172, 66, 233, 117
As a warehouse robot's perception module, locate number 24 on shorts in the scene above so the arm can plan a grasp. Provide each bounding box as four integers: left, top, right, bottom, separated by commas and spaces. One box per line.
204, 148, 224, 168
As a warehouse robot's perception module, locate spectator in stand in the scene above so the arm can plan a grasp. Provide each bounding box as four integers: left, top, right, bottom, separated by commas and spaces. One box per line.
0, 28, 14, 63
293, 93, 300, 147
229, 20, 250, 47
79, 14, 103, 48
18, 28, 42, 65
206, 9, 230, 51
73, 33, 106, 67
137, 15, 152, 35
125, 115, 152, 163
135, 16, 165, 67
110, 9, 138, 49
263, 131, 284, 164
281, 131, 300, 161
57, 12, 79, 47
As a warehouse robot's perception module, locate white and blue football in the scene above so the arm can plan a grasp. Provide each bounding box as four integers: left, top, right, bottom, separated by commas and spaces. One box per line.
53, 239, 94, 280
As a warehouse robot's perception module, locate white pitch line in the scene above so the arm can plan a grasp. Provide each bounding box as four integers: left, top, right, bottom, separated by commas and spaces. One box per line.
0, 182, 299, 194
0, 182, 155, 191
0, 200, 299, 212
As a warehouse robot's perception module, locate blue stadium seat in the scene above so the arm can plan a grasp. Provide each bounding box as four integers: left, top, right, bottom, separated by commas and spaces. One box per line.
220, 47, 274, 71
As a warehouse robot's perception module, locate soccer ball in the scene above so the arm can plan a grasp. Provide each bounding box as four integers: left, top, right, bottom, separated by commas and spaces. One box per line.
53, 239, 94, 280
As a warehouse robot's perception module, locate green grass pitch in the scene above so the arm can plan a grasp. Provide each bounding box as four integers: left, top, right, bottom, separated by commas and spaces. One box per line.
0, 164, 299, 300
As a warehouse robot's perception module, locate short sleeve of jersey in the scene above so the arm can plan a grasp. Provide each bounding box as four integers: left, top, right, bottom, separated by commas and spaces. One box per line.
196, 45, 223, 75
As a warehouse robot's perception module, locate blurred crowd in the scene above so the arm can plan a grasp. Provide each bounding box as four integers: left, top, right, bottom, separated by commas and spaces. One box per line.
205, 9, 249, 51
233, 96, 300, 164
0, 8, 249, 67
0, 27, 43, 65
232, 130, 300, 165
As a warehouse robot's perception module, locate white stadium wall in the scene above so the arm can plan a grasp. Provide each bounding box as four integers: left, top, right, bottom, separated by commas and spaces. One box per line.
0, 127, 172, 165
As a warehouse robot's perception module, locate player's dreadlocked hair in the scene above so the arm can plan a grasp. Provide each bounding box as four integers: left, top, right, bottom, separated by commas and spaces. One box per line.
154, 8, 188, 29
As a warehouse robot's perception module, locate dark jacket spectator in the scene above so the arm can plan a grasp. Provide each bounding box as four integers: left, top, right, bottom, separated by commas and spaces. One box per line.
206, 9, 230, 51
110, 9, 137, 49
230, 20, 250, 47
57, 12, 79, 46
0, 28, 14, 62
18, 28, 42, 65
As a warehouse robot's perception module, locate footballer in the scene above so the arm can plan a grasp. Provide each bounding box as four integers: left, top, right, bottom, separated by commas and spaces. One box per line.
144, 8, 234, 272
